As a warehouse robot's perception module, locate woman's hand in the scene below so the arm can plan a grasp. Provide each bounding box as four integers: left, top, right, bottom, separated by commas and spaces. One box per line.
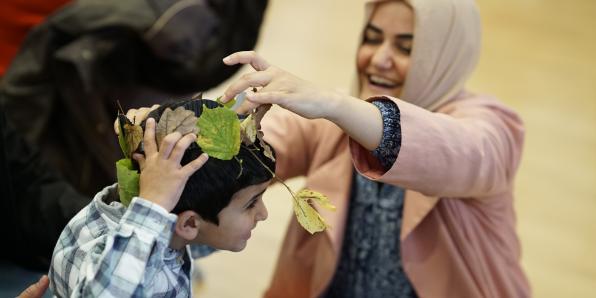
133, 118, 209, 211
221, 51, 384, 151
221, 51, 341, 119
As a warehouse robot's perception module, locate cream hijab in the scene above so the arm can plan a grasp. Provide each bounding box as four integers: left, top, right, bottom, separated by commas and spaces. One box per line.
360, 0, 482, 111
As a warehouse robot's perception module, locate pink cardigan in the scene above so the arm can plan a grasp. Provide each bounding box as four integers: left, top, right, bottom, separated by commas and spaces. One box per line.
262, 92, 531, 298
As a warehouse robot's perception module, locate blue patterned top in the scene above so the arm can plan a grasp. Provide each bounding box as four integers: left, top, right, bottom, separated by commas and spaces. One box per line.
323, 99, 417, 298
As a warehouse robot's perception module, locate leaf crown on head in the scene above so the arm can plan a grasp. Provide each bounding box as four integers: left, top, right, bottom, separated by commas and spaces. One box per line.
116, 96, 335, 234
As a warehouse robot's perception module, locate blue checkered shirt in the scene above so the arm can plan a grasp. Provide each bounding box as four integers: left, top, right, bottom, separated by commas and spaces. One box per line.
49, 184, 196, 297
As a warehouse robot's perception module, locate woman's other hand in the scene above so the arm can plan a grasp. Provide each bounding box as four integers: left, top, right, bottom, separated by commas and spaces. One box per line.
18, 275, 49, 298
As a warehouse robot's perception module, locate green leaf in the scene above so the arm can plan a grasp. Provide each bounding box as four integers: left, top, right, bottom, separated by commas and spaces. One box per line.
196, 105, 241, 160
116, 158, 139, 207
216, 96, 237, 109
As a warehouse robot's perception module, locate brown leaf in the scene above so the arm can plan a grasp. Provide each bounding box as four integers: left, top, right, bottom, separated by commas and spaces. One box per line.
254, 104, 274, 161
124, 123, 143, 157
156, 107, 199, 147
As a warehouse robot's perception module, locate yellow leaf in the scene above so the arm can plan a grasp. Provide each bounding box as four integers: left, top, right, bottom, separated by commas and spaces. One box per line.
240, 114, 257, 145
296, 189, 336, 211
293, 189, 336, 234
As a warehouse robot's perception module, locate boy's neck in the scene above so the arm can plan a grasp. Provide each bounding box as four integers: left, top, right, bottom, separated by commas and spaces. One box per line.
169, 234, 189, 250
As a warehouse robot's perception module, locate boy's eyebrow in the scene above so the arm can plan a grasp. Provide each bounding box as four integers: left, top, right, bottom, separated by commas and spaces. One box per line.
243, 189, 267, 208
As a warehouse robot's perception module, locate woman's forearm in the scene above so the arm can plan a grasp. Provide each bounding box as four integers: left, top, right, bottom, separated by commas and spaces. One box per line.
325, 93, 384, 151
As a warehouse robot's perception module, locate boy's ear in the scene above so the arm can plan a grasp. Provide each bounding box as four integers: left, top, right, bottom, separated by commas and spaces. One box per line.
175, 210, 201, 241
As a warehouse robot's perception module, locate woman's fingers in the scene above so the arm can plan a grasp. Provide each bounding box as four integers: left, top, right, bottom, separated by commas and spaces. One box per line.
246, 91, 285, 105
169, 133, 197, 163
223, 51, 270, 71
143, 118, 158, 155
222, 70, 273, 102
234, 98, 262, 115
182, 153, 209, 176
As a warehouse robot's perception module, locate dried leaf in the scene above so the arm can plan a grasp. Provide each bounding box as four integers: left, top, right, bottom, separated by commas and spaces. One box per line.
240, 114, 257, 145
292, 189, 336, 234
253, 105, 275, 161
124, 123, 143, 157
116, 158, 139, 207
117, 113, 130, 158
156, 107, 199, 147
196, 105, 240, 160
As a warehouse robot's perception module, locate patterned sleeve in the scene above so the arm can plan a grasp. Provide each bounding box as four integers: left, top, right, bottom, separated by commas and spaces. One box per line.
370, 99, 402, 171
59, 197, 178, 297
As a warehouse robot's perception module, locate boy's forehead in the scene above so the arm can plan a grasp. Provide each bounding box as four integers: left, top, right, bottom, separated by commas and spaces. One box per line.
230, 180, 271, 202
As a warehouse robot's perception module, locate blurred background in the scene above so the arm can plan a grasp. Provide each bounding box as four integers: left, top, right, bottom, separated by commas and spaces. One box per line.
198, 0, 596, 297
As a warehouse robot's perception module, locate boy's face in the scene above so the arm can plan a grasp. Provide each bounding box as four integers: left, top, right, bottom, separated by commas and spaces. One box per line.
194, 180, 270, 252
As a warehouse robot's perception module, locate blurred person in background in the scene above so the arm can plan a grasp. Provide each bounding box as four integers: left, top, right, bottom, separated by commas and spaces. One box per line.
0, 0, 269, 197
1, 0, 268, 295
0, 107, 89, 297
0, 0, 70, 77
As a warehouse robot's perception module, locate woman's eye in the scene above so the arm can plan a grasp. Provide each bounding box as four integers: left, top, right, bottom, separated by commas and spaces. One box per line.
363, 32, 382, 45
394, 42, 412, 55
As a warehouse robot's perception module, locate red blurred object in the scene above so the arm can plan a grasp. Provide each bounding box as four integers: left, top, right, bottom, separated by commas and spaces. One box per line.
0, 0, 70, 76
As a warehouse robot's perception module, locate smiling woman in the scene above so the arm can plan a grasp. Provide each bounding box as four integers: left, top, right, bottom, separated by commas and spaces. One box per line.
357, 1, 413, 100
219, 0, 530, 297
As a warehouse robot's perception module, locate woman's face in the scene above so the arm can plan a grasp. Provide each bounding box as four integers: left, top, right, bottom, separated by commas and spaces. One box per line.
357, 1, 414, 99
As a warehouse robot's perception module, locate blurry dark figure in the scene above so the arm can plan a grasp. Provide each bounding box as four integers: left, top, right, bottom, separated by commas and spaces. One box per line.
0, 0, 268, 196
0, 107, 89, 297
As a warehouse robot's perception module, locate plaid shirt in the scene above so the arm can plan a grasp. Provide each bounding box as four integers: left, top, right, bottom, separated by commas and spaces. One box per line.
49, 184, 194, 297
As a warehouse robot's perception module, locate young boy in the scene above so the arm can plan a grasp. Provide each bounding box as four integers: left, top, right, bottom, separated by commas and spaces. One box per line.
49, 101, 275, 297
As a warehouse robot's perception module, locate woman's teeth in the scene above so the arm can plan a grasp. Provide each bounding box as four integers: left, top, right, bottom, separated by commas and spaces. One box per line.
368, 75, 399, 88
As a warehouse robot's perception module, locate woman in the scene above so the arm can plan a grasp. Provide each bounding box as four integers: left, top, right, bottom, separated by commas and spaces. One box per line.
221, 0, 530, 297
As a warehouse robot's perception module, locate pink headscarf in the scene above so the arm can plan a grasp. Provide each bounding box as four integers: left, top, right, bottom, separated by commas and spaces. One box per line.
362, 0, 482, 111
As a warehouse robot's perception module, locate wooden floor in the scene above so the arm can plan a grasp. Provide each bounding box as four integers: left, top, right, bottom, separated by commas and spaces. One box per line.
198, 0, 596, 297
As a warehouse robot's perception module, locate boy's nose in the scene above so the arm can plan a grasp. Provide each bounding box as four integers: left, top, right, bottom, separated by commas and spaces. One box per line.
256, 202, 268, 222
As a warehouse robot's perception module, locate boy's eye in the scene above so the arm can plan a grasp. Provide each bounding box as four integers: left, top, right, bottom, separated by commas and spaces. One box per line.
246, 198, 259, 210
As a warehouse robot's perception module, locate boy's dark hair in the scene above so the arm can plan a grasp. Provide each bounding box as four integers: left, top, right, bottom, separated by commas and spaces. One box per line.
143, 99, 275, 225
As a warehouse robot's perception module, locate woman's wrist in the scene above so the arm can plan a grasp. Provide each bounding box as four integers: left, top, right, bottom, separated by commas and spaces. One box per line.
324, 93, 383, 150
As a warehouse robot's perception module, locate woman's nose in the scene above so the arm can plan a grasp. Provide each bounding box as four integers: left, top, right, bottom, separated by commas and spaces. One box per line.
370, 42, 393, 70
